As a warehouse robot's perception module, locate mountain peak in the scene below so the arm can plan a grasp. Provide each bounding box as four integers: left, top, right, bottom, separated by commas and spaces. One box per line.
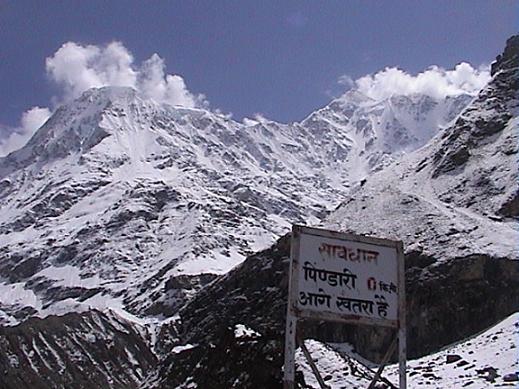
0, 76, 475, 324
327, 33, 519, 261
77, 86, 138, 104
0, 88, 140, 173
491, 34, 519, 76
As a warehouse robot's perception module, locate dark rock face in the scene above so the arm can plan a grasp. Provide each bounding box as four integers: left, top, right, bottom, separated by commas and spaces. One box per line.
143, 273, 217, 316
498, 189, 519, 218
490, 35, 519, 76
433, 34, 518, 181
0, 310, 156, 389
149, 235, 519, 388
404, 255, 519, 356
432, 80, 515, 180
148, 235, 291, 389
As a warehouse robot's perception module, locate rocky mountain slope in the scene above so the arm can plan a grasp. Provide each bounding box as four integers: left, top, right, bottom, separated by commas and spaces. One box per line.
146, 35, 519, 388
0, 309, 156, 389
325, 33, 519, 357
0, 74, 470, 325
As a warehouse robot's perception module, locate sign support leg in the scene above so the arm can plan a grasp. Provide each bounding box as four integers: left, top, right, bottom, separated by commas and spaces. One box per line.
299, 336, 329, 389
367, 335, 398, 389
397, 242, 407, 389
398, 324, 407, 389
283, 310, 297, 389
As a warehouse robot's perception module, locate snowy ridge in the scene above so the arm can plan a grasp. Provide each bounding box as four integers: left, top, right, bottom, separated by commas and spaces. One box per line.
0, 85, 472, 324
300, 90, 472, 180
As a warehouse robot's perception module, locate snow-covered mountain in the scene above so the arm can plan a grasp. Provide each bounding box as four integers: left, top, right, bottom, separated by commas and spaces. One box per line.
0, 33, 516, 389
326, 69, 518, 262
301, 90, 472, 179
145, 35, 518, 389
0, 82, 472, 324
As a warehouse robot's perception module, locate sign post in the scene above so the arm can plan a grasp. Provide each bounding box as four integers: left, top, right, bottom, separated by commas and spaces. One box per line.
283, 225, 406, 388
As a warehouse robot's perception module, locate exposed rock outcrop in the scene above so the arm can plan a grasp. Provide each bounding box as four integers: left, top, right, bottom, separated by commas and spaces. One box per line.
0, 310, 156, 389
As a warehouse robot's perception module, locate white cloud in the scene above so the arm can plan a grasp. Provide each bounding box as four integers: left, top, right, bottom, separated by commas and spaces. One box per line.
138, 54, 200, 108
1, 41, 205, 156
45, 41, 204, 108
20, 107, 52, 133
337, 74, 354, 88
348, 62, 490, 101
0, 107, 51, 157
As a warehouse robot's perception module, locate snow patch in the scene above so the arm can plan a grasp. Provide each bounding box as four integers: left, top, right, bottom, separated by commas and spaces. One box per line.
296, 312, 519, 388
234, 324, 261, 339
172, 344, 196, 353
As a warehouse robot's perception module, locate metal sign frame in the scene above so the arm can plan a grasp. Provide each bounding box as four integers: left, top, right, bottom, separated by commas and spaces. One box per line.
283, 225, 406, 389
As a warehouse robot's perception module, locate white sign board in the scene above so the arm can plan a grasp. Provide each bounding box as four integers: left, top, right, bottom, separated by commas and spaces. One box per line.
292, 227, 401, 327
284, 225, 406, 389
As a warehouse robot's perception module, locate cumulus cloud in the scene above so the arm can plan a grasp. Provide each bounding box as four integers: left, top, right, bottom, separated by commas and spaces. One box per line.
0, 107, 51, 157
337, 74, 354, 88
46, 41, 204, 107
346, 62, 490, 101
138, 54, 202, 108
1, 41, 205, 156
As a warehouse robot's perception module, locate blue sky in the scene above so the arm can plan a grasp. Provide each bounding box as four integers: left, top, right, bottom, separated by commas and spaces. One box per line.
1, 1, 517, 137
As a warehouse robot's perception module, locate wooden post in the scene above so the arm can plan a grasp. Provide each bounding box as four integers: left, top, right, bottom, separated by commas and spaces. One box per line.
367, 335, 398, 389
334, 344, 397, 389
299, 337, 329, 389
283, 311, 297, 389
398, 325, 407, 388
284, 226, 301, 389
397, 242, 407, 389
